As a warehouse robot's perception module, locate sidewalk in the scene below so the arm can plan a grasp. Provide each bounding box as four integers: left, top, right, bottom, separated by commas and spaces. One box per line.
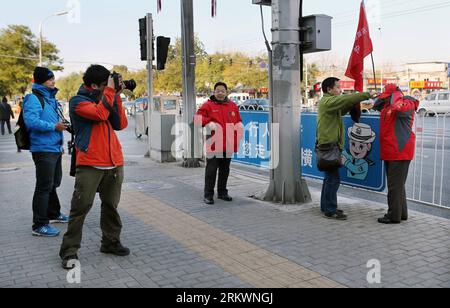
0, 126, 449, 288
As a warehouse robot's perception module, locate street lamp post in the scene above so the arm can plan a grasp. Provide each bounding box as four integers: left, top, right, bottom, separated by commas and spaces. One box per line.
39, 11, 68, 66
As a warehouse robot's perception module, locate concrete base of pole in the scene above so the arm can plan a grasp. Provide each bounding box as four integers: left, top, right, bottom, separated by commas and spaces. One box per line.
263, 179, 311, 204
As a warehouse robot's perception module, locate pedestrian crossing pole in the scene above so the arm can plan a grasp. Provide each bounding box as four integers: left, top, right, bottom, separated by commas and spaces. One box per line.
146, 13, 154, 158
264, 0, 311, 203
181, 0, 201, 168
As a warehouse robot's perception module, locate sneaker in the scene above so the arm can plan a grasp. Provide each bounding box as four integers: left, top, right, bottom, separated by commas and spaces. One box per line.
62, 255, 79, 270
204, 197, 214, 205
32, 224, 61, 237
100, 242, 130, 256
218, 195, 233, 202
323, 212, 348, 220
50, 213, 69, 224
377, 216, 400, 224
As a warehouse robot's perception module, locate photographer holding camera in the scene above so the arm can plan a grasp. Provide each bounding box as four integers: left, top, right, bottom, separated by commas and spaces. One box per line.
23, 67, 70, 238
59, 65, 131, 269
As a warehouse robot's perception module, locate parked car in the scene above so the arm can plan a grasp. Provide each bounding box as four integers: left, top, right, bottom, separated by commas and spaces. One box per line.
239, 99, 269, 111
418, 91, 450, 116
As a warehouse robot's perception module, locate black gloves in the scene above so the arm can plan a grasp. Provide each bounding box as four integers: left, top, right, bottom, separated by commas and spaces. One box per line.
350, 103, 361, 123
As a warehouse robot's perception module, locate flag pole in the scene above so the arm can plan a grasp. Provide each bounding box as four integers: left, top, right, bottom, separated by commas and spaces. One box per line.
370, 52, 378, 92
363, 0, 377, 93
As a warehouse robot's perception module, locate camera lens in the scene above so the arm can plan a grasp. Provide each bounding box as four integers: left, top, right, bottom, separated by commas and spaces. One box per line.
124, 80, 137, 92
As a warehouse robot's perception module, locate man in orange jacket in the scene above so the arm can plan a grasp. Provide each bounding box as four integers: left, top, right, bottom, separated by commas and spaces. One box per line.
59, 65, 129, 269
195, 82, 244, 205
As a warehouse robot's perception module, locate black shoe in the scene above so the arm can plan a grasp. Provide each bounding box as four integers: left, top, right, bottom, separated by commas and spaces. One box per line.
323, 212, 347, 220
204, 197, 214, 205
401, 217, 408, 221
100, 242, 130, 256
322, 209, 344, 214
62, 255, 79, 270
218, 195, 233, 202
377, 216, 400, 224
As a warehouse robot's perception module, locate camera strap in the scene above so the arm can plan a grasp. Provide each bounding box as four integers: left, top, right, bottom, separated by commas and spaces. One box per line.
32, 90, 70, 124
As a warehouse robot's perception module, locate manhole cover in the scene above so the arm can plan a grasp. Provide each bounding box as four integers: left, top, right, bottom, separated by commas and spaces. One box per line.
0, 167, 20, 173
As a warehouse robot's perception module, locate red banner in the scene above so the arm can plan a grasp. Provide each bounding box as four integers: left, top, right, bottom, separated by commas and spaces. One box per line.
345, 1, 373, 92
157, 0, 161, 13
425, 81, 443, 89
367, 78, 397, 85
211, 0, 217, 17
340, 80, 356, 91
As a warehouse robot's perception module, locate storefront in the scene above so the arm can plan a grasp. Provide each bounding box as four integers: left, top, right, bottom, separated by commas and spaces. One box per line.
410, 80, 444, 99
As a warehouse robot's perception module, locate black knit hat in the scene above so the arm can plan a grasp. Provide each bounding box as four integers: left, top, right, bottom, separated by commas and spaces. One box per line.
33, 67, 55, 84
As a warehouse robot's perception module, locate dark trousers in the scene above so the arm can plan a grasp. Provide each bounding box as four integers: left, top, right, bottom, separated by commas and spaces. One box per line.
386, 160, 410, 222
204, 156, 232, 198
59, 166, 124, 259
0, 120, 12, 135
320, 167, 341, 214
32, 152, 62, 229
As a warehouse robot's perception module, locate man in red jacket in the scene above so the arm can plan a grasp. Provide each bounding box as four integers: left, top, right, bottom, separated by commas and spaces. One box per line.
59, 65, 129, 269
373, 84, 420, 224
195, 82, 244, 205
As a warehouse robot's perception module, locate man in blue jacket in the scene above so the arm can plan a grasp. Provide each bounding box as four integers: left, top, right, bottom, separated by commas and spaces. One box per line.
23, 67, 69, 237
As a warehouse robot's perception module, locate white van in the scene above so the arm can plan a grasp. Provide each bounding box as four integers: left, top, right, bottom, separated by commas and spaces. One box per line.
418, 91, 450, 116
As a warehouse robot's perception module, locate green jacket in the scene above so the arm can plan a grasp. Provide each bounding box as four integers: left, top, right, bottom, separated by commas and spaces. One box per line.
317, 92, 370, 149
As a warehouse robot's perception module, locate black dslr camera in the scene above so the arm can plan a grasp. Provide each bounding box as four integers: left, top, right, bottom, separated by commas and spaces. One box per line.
110, 71, 137, 93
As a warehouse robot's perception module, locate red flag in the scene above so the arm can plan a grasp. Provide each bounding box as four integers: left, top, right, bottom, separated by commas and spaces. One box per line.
157, 0, 162, 13
211, 0, 217, 17
345, 1, 373, 92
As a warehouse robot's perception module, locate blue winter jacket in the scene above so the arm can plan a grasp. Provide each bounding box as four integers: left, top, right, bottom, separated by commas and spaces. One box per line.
23, 84, 63, 153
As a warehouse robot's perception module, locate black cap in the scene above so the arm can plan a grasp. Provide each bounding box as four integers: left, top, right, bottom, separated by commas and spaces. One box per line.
33, 67, 55, 84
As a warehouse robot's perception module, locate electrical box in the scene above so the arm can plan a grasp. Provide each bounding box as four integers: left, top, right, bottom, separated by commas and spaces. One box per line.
150, 113, 176, 162
300, 14, 332, 54
252, 0, 271, 6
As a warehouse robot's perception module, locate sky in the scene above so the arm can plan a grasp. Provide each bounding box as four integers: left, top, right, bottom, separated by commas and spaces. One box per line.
1, 0, 449, 77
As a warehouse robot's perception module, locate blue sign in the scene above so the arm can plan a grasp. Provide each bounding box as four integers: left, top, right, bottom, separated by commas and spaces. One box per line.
232, 111, 386, 192
233, 111, 271, 168
301, 113, 386, 192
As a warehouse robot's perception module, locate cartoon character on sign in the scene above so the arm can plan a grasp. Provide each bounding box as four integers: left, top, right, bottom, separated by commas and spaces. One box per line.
342, 123, 376, 180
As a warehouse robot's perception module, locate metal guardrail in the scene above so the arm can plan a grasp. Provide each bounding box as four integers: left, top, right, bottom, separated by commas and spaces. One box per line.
410, 111, 450, 208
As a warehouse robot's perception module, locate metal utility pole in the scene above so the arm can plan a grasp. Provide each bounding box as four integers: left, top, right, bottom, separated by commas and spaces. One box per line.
264, 0, 311, 203
146, 13, 154, 157
181, 0, 201, 168
304, 59, 308, 106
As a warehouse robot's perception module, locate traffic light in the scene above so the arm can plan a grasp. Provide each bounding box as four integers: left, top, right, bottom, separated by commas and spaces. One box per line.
208, 57, 212, 66
229, 59, 233, 66
156, 36, 171, 70
139, 16, 155, 62
139, 17, 147, 61
249, 60, 253, 67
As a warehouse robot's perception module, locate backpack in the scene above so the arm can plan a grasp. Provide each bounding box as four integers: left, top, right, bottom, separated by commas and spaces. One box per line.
14, 93, 45, 150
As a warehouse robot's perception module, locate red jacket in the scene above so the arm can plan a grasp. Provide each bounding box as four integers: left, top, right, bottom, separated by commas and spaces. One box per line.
378, 91, 420, 161
195, 97, 243, 154
70, 86, 128, 167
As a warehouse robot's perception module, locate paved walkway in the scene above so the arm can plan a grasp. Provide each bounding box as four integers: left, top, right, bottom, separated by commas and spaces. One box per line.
0, 126, 449, 288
